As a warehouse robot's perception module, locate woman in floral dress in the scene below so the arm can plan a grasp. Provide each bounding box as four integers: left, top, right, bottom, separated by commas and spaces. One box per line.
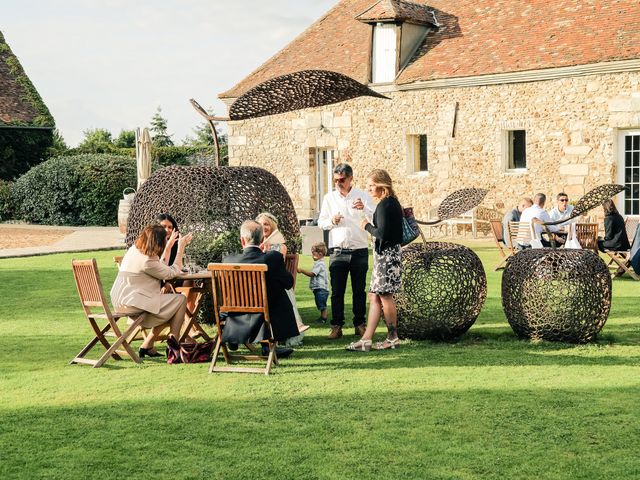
346, 169, 403, 351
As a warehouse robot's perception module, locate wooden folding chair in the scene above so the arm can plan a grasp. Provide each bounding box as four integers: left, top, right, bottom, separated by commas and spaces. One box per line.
508, 221, 535, 252
71, 259, 144, 368
284, 253, 299, 288
605, 221, 640, 280
490, 219, 510, 270
575, 223, 599, 253
207, 263, 277, 375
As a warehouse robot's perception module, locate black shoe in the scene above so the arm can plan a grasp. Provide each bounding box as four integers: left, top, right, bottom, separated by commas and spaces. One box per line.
139, 347, 164, 358
261, 345, 294, 359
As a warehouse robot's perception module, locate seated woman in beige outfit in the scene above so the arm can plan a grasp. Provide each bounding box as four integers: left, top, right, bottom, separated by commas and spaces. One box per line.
110, 224, 193, 358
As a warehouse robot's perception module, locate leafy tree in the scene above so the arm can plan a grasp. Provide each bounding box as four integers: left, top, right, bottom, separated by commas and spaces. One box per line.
114, 129, 136, 148
47, 129, 69, 158
77, 128, 115, 153
149, 106, 173, 147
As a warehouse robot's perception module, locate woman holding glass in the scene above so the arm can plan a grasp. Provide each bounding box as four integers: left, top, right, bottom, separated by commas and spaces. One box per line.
346, 169, 403, 351
111, 224, 193, 357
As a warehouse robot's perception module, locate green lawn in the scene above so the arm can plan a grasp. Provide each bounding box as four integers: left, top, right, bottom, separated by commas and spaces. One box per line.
0, 242, 639, 479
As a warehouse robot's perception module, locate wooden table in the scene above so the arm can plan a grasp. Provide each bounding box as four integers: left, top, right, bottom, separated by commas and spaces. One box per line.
174, 271, 213, 342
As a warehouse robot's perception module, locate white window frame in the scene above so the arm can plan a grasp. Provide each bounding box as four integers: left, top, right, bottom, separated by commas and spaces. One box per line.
406, 134, 428, 175
617, 129, 640, 215
315, 148, 335, 212
502, 129, 527, 173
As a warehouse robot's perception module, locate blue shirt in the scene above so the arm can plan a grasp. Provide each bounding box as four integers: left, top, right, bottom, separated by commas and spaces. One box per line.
309, 259, 328, 291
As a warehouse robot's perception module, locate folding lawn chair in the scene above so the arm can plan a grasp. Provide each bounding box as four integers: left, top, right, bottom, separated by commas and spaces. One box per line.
207, 263, 278, 375
70, 259, 144, 368
575, 223, 599, 253
490, 219, 510, 270
604, 219, 640, 280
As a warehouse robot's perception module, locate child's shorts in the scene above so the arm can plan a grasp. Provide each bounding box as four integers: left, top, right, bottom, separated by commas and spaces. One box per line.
313, 288, 329, 311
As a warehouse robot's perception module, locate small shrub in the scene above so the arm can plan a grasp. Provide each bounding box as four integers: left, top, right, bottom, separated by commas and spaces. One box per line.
12, 153, 136, 225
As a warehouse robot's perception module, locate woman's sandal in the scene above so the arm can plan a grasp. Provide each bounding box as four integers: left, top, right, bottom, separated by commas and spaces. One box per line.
374, 337, 401, 350
345, 339, 372, 352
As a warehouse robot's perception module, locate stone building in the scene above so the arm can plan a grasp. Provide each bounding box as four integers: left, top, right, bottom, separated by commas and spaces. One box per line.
0, 30, 55, 180
220, 0, 640, 222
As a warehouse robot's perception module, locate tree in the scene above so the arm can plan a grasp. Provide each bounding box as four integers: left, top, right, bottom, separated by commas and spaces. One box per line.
114, 129, 136, 148
149, 106, 173, 147
77, 128, 115, 153
47, 129, 69, 158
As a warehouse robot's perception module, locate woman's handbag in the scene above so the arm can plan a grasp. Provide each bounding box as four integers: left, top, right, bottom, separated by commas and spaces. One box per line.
401, 207, 420, 246
166, 336, 214, 364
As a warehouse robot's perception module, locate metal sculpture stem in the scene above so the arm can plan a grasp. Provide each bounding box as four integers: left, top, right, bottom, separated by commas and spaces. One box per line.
190, 98, 228, 167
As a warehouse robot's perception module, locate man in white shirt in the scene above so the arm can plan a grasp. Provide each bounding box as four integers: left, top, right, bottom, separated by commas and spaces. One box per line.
548, 192, 574, 222
317, 163, 374, 340
519, 193, 561, 247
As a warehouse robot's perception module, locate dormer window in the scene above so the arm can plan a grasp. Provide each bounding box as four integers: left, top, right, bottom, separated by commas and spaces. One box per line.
357, 0, 439, 84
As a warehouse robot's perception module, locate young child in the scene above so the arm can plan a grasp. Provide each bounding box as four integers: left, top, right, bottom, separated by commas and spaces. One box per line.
297, 242, 329, 323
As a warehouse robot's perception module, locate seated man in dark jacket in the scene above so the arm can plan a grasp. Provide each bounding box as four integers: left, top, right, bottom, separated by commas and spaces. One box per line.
222, 220, 299, 357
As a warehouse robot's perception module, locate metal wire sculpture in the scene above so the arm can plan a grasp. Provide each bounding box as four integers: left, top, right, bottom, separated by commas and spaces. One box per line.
502, 249, 612, 343
125, 165, 301, 267
416, 188, 488, 225
228, 70, 389, 121
544, 184, 624, 226
395, 242, 487, 340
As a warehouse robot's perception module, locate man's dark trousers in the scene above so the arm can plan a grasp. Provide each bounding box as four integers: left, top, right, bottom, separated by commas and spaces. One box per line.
329, 248, 368, 328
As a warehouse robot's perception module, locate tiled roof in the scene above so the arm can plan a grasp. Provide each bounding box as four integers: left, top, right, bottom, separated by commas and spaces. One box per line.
220, 0, 640, 99
355, 0, 438, 26
0, 31, 54, 127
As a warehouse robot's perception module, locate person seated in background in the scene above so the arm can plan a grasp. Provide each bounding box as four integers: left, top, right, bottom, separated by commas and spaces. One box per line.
519, 193, 562, 247
548, 192, 574, 244
502, 197, 532, 247
110, 224, 193, 358
255, 212, 309, 334
156, 213, 180, 265
598, 200, 630, 252
222, 220, 299, 358
548, 192, 574, 223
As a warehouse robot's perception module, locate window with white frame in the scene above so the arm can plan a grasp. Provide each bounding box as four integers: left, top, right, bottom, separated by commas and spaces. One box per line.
407, 134, 428, 173
618, 131, 640, 215
505, 130, 527, 170
372, 23, 397, 83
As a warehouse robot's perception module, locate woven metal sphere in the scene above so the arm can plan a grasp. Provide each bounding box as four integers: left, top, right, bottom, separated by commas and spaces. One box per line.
502, 249, 612, 343
395, 242, 487, 341
125, 165, 300, 266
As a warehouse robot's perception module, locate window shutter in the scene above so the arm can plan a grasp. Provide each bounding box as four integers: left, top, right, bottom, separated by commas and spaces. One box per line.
372, 24, 397, 83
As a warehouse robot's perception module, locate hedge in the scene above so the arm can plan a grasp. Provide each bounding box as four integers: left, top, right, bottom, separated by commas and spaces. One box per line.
0, 129, 54, 180
12, 153, 136, 226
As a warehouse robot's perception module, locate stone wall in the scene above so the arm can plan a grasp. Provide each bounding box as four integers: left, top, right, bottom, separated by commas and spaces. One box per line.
227, 70, 640, 222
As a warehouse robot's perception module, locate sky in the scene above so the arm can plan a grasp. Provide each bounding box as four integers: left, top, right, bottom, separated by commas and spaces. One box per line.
1, 0, 336, 146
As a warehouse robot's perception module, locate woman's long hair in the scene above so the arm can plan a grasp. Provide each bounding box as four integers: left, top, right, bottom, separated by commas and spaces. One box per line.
602, 199, 619, 216
156, 212, 178, 232
367, 169, 396, 199
135, 225, 167, 257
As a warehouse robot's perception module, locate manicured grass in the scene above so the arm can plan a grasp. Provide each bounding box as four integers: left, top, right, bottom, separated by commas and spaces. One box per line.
0, 243, 639, 479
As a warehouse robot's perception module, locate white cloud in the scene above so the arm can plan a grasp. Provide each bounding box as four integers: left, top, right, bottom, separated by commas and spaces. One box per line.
1, 0, 335, 146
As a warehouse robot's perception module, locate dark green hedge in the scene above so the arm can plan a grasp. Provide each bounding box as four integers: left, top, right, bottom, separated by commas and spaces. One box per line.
12, 153, 136, 226
0, 180, 15, 221
0, 128, 54, 180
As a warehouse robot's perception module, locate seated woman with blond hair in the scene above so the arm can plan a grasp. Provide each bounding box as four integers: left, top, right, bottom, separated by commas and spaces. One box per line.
256, 212, 309, 334
110, 224, 193, 358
